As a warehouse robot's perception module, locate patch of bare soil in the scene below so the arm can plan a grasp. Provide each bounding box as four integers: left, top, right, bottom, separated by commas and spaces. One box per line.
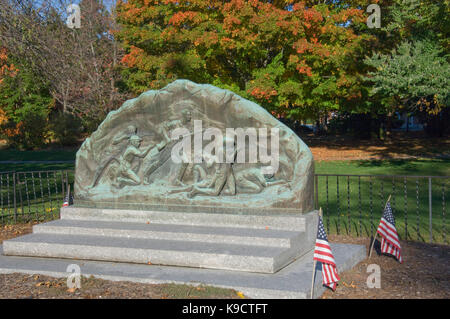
301, 132, 450, 161
0, 274, 243, 299
0, 223, 35, 244
322, 234, 450, 299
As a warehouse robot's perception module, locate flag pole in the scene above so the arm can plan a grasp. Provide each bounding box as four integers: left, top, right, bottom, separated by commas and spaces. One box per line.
310, 260, 317, 299
311, 207, 323, 299
369, 194, 391, 258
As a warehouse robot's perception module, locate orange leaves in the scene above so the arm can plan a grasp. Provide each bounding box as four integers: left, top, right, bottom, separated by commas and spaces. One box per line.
121, 45, 144, 68
303, 8, 323, 23
117, 0, 369, 118
331, 8, 364, 25
168, 11, 199, 27
249, 87, 278, 101
0, 109, 8, 126
293, 38, 310, 55
296, 64, 312, 77
162, 0, 180, 4
271, 110, 283, 119
248, 0, 259, 8
292, 3, 303, 12
223, 15, 242, 31
193, 32, 220, 47
346, 8, 365, 24
0, 48, 18, 85
224, 0, 245, 12
0, 48, 7, 61
116, 4, 146, 23
3, 121, 22, 138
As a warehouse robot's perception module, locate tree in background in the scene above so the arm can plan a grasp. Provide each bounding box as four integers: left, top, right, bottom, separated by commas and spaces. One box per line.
116, 0, 372, 125
0, 48, 16, 140
1, 0, 448, 148
364, 0, 450, 136
0, 0, 127, 135
0, 51, 54, 149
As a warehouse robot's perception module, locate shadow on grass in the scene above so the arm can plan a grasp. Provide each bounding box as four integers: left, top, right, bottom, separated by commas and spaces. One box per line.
0, 163, 75, 172
355, 159, 450, 177
0, 149, 77, 161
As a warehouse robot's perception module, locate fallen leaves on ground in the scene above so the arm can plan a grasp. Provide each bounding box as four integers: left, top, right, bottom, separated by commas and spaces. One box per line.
321, 234, 450, 299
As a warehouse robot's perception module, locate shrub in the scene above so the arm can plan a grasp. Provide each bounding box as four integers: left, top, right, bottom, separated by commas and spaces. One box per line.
1, 107, 49, 149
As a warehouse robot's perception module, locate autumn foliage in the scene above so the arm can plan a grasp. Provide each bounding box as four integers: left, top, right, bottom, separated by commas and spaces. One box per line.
0, 48, 17, 85
117, 0, 372, 120
0, 48, 18, 135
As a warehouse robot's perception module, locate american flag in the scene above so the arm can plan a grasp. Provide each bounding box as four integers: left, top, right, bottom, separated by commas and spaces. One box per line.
62, 191, 73, 207
376, 202, 403, 263
314, 216, 340, 291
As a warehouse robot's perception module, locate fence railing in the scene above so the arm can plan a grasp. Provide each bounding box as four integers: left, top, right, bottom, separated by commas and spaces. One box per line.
0, 169, 448, 245
314, 174, 448, 245
0, 170, 74, 224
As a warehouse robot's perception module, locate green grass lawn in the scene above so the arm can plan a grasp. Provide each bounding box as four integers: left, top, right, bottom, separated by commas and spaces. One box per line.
315, 158, 450, 176
315, 159, 449, 244
0, 163, 75, 172
0, 149, 76, 172
0, 149, 77, 162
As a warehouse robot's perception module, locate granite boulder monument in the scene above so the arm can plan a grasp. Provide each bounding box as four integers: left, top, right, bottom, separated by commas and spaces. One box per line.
3, 80, 320, 274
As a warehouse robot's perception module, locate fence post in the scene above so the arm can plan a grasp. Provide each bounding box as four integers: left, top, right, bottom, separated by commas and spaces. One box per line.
429, 177, 433, 244
13, 172, 17, 223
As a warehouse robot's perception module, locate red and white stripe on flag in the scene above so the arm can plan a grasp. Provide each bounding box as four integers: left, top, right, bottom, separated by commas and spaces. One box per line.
314, 239, 337, 266
322, 263, 340, 291
381, 237, 403, 263
377, 218, 403, 263
314, 239, 340, 291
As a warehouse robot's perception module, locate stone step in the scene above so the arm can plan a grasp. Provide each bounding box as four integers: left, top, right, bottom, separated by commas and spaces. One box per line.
61, 207, 314, 232
3, 208, 319, 273
32, 219, 301, 248
2, 232, 305, 273
0, 242, 367, 299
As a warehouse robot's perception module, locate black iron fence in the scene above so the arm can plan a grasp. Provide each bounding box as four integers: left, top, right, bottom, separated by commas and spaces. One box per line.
314, 174, 448, 244
0, 169, 448, 245
0, 170, 74, 224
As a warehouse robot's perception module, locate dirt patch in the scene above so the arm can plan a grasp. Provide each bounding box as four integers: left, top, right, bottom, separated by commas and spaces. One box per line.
0, 274, 243, 299
322, 234, 450, 299
301, 132, 450, 161
0, 223, 35, 244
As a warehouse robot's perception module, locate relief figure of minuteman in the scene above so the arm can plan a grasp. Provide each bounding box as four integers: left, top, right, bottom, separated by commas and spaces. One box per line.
90, 125, 138, 188
114, 135, 157, 188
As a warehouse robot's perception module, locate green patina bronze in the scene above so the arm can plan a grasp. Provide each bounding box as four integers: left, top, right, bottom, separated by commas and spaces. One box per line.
74, 80, 314, 213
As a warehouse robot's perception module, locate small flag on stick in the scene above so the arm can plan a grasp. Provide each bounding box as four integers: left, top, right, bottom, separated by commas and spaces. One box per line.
62, 185, 73, 207
376, 201, 403, 263
313, 215, 340, 291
